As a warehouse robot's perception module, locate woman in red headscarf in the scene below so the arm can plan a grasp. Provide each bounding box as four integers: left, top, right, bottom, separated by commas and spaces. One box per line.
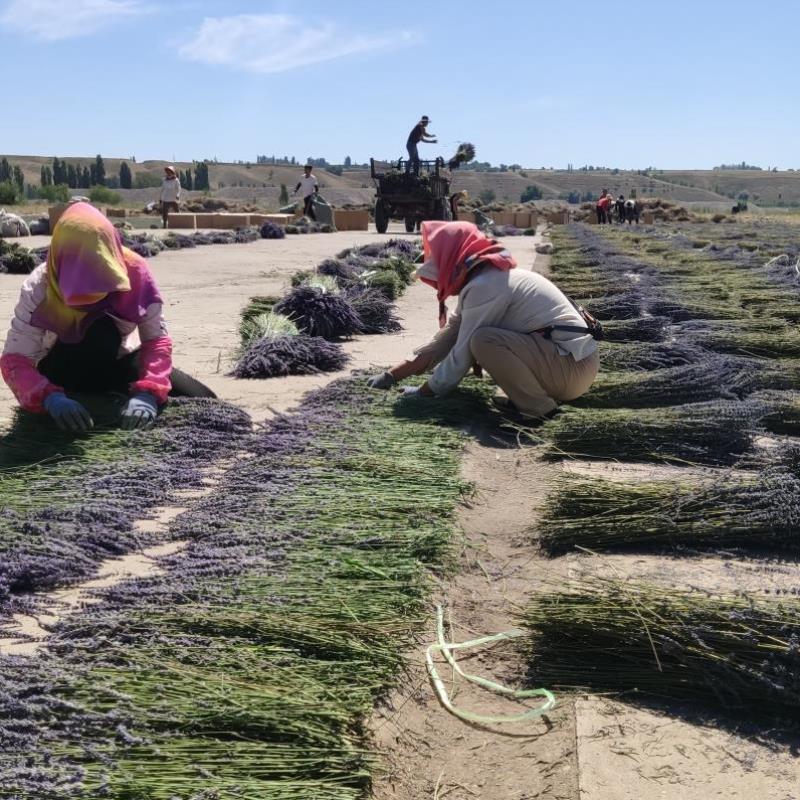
1, 202, 213, 433
367, 221, 600, 420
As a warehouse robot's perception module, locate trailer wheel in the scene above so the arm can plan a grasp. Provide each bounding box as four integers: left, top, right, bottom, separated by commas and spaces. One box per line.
404, 216, 416, 233
433, 199, 452, 222
375, 200, 389, 234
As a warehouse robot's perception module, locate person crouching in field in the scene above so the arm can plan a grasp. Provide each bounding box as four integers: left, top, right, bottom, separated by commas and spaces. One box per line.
159, 165, 182, 228
0, 202, 214, 433
367, 221, 600, 421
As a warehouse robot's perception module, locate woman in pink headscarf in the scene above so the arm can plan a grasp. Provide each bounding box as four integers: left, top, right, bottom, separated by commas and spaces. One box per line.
367, 221, 600, 420
1, 202, 213, 433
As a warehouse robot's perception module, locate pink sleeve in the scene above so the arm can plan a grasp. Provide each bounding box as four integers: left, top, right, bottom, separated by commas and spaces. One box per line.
0, 353, 63, 414
131, 335, 172, 405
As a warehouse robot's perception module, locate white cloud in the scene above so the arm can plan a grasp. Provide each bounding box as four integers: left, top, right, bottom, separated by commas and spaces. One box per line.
0, 0, 149, 41
178, 14, 414, 74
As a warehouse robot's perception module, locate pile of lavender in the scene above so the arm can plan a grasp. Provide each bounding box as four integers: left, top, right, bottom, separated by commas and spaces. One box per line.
231, 240, 417, 380
0, 239, 38, 274
0, 378, 472, 798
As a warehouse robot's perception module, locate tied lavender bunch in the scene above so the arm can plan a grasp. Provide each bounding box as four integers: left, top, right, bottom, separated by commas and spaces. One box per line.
232, 335, 349, 379
274, 285, 362, 340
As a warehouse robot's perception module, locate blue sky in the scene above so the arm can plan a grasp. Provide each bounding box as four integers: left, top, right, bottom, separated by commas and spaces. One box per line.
1, 0, 798, 169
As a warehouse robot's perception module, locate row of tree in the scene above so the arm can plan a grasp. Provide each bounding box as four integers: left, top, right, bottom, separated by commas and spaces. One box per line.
41, 155, 106, 189
33, 156, 211, 193
0, 158, 25, 193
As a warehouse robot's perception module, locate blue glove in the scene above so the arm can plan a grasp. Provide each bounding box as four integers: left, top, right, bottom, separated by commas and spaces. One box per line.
120, 392, 159, 430
44, 393, 94, 433
397, 386, 426, 399
367, 371, 396, 390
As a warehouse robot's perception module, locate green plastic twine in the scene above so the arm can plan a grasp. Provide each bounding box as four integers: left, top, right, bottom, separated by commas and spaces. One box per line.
425, 605, 555, 725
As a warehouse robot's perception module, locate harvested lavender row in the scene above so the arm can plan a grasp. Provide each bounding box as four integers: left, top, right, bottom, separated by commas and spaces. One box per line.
120, 227, 261, 259
0, 398, 251, 618
0, 378, 478, 798
539, 399, 762, 465
537, 450, 800, 555
523, 577, 800, 720
574, 357, 758, 408
599, 341, 707, 371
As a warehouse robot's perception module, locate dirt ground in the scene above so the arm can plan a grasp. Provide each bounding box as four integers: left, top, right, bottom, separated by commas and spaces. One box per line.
1, 223, 798, 798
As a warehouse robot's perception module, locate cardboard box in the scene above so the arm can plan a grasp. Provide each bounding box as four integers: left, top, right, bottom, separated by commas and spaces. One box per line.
492, 211, 516, 226
194, 213, 217, 229
48, 205, 69, 230
516, 211, 540, 229
547, 210, 570, 225
255, 213, 294, 227
213, 214, 251, 229
166, 213, 196, 229
642, 210, 655, 224
457, 210, 475, 223
334, 209, 369, 231
106, 208, 128, 218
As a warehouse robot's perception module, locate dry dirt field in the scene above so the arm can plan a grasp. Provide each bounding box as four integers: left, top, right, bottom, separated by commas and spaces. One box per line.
0, 223, 798, 799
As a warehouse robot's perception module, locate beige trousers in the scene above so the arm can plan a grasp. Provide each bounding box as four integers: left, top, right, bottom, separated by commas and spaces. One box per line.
470, 328, 600, 417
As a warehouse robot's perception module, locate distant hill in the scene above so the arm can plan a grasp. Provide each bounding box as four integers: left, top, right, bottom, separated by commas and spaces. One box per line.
5, 154, 800, 209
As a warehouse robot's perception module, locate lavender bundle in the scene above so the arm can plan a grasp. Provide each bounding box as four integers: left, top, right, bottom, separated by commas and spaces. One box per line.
260, 221, 286, 239
274, 285, 362, 340
232, 335, 349, 378
0, 240, 37, 274
344, 286, 401, 334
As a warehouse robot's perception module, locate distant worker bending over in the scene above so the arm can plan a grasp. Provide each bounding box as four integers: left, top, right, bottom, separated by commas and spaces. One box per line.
406, 115, 437, 175
367, 221, 600, 420
1, 202, 214, 433
294, 164, 319, 220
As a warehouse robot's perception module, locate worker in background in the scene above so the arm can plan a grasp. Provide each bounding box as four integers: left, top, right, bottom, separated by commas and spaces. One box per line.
159, 166, 181, 229
294, 164, 319, 220
367, 221, 600, 420
595, 190, 610, 224
615, 194, 626, 223
406, 115, 437, 175
624, 198, 640, 224
1, 202, 215, 433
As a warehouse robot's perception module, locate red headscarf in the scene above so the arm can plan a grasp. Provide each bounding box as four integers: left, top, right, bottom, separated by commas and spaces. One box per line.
420, 221, 517, 327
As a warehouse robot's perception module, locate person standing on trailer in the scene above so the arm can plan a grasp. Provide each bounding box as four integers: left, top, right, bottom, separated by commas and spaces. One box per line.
406, 115, 437, 175
294, 164, 319, 220
159, 166, 182, 229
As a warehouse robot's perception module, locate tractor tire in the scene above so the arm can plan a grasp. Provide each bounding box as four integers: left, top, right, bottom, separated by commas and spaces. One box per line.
404, 216, 416, 233
374, 200, 389, 234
